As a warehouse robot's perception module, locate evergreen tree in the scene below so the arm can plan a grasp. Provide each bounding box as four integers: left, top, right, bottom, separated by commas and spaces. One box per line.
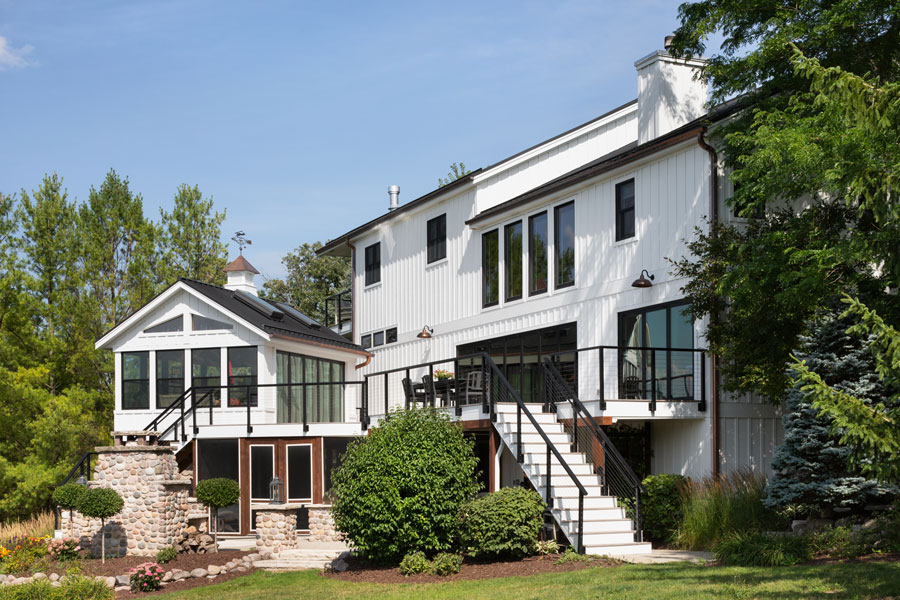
159, 184, 227, 285
766, 309, 897, 512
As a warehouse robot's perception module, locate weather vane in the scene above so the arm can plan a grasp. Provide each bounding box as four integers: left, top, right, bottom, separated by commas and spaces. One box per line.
232, 231, 252, 256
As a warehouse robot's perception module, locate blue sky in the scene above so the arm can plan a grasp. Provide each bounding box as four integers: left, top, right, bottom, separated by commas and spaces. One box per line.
0, 1, 708, 281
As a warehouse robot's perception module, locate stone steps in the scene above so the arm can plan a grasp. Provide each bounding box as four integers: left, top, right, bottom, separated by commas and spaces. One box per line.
253, 548, 349, 572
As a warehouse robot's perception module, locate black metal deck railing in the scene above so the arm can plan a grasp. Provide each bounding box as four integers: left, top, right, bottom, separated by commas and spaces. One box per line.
547, 345, 708, 412
543, 359, 646, 542
323, 289, 352, 332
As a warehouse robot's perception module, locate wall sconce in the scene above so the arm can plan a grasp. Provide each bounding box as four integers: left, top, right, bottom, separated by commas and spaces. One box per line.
417, 326, 434, 339
631, 269, 655, 288
269, 476, 284, 504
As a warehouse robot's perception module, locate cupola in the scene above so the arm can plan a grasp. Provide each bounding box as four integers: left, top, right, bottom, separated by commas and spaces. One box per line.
223, 255, 260, 295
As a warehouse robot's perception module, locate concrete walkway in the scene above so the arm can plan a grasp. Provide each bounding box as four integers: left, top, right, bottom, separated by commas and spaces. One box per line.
616, 549, 713, 564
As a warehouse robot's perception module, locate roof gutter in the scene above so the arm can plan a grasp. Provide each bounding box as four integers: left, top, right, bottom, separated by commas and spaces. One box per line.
697, 127, 721, 478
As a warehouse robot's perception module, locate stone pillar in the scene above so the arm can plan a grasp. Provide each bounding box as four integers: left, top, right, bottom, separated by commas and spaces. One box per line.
254, 504, 299, 554
306, 504, 343, 542
68, 436, 190, 557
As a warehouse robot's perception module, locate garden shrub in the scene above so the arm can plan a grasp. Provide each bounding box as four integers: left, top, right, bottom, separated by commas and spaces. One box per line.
399, 551, 430, 576
76, 488, 124, 563
675, 470, 777, 550
0, 573, 113, 599
130, 562, 165, 593
47, 537, 82, 561
714, 530, 812, 566
430, 552, 462, 576
639, 474, 687, 544
195, 478, 240, 546
459, 487, 545, 560
331, 408, 480, 564
52, 484, 86, 510
554, 547, 588, 564
155, 545, 178, 564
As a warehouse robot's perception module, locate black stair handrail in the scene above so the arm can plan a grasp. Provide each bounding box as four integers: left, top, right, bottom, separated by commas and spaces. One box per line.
543, 358, 646, 542
145, 387, 194, 432
481, 354, 589, 554
54, 451, 98, 530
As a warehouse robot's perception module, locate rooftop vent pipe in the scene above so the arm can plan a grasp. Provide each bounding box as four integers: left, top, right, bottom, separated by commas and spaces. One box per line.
388, 185, 400, 211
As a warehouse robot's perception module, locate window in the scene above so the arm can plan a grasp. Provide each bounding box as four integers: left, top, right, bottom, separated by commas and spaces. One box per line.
554, 202, 575, 288
227, 347, 258, 407
192, 314, 232, 331
192, 348, 221, 406
615, 179, 635, 241
144, 316, 182, 334
287, 444, 313, 501
156, 350, 184, 409
121, 351, 149, 409
249, 445, 274, 501
373, 331, 384, 347
529, 212, 548, 295
619, 302, 694, 400
504, 221, 522, 301
386, 327, 398, 344
426, 214, 446, 263
323, 437, 353, 498
482, 229, 499, 307
276, 351, 345, 423
365, 243, 381, 286
361, 334, 372, 349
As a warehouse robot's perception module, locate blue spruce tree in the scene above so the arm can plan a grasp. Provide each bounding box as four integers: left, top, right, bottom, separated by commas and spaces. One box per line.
765, 309, 897, 514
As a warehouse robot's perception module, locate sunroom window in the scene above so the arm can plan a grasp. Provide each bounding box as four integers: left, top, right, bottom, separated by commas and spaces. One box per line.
122, 352, 149, 410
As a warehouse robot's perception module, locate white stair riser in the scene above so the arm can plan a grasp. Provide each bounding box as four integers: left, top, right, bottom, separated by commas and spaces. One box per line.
520, 460, 593, 476
579, 520, 639, 533
555, 507, 627, 522
552, 496, 620, 510
575, 532, 637, 545
533, 475, 604, 488
583, 543, 653, 556
501, 432, 571, 445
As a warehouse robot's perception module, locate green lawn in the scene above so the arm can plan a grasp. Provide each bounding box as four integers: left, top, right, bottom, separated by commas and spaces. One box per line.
158, 561, 900, 600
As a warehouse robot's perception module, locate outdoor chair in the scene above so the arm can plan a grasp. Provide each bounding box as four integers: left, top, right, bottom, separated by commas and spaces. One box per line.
402, 377, 425, 408
622, 375, 642, 399
421, 374, 439, 407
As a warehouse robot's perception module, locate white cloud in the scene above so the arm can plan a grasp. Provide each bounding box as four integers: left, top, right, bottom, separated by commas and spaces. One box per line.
0, 36, 35, 71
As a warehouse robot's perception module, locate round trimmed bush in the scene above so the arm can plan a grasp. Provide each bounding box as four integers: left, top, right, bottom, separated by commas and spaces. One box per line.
76, 487, 124, 563
195, 478, 240, 510
331, 408, 480, 564
399, 551, 430, 576
640, 474, 688, 544
53, 483, 86, 510
458, 486, 545, 559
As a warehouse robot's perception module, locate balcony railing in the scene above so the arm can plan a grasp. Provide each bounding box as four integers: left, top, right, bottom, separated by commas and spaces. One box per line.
323, 289, 352, 334
547, 345, 708, 412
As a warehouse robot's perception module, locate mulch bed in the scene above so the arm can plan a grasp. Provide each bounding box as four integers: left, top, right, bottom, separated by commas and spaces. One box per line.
803, 552, 900, 566
324, 553, 621, 584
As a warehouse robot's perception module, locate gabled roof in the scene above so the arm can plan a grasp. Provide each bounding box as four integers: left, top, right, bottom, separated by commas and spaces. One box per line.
95, 278, 367, 355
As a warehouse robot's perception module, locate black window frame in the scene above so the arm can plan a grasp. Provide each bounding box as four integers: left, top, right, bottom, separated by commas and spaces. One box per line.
426, 214, 447, 264
373, 331, 385, 347
227, 346, 258, 408
385, 327, 398, 344
156, 349, 185, 409
191, 347, 221, 407
482, 229, 499, 308
275, 350, 346, 423
528, 211, 548, 296
554, 201, 575, 289
364, 242, 381, 286
504, 221, 523, 302
360, 334, 372, 349
615, 179, 635, 241
121, 351, 150, 410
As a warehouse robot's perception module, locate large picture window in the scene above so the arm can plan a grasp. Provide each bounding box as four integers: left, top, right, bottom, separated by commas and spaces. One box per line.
365, 242, 381, 286
504, 221, 522, 301
192, 348, 221, 407
482, 229, 499, 307
122, 351, 149, 410
227, 347, 258, 407
276, 351, 345, 423
618, 302, 694, 400
287, 444, 313, 501
615, 179, 635, 241
426, 214, 446, 263
249, 445, 274, 501
156, 350, 184, 409
528, 212, 548, 296
554, 202, 575, 288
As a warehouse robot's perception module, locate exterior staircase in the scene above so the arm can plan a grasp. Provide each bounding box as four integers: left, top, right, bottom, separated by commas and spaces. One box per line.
253, 547, 348, 571
494, 403, 652, 556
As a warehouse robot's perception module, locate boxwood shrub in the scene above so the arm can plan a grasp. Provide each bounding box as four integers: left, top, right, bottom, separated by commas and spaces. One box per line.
331, 408, 480, 564
640, 474, 687, 544
459, 486, 545, 560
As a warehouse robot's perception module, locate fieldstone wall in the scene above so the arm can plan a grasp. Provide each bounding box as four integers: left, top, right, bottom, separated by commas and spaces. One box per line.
307, 505, 343, 542
254, 505, 298, 554
67, 439, 191, 557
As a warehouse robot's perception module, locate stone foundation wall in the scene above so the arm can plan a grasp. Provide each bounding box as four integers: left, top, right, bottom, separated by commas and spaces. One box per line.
66, 441, 191, 557
254, 505, 298, 554
307, 505, 343, 543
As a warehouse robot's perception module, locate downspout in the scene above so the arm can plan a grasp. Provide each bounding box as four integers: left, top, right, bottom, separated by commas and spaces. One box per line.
697, 128, 721, 478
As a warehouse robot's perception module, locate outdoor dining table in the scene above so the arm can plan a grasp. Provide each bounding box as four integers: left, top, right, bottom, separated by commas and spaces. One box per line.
412, 378, 458, 407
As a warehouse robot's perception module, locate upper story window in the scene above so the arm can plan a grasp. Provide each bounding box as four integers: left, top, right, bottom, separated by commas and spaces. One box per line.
504, 221, 522, 301
554, 202, 575, 289
365, 242, 381, 286
426, 214, 446, 263
121, 351, 149, 410
144, 316, 182, 334
615, 179, 635, 241
192, 347, 221, 407
529, 212, 548, 296
192, 314, 232, 331
156, 350, 184, 409
482, 229, 499, 307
